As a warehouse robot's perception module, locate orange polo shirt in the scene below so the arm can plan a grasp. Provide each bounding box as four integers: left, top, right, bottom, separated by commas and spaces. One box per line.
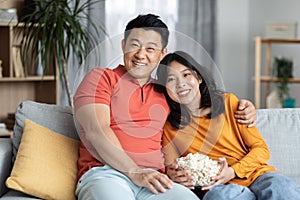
74, 65, 170, 180
162, 93, 276, 186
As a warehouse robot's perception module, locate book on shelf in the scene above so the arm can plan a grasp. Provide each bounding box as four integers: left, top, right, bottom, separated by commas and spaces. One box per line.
12, 45, 25, 77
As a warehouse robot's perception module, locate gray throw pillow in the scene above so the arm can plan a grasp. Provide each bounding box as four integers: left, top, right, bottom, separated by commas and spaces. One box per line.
12, 101, 79, 162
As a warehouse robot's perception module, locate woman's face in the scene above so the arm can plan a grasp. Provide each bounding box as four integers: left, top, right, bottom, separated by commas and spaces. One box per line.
166, 61, 202, 109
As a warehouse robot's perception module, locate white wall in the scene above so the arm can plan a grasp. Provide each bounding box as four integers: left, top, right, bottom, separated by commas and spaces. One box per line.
216, 0, 249, 100
217, 0, 300, 107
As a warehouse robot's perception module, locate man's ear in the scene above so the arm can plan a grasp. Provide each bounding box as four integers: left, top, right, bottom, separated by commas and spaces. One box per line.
121, 39, 125, 53
160, 48, 167, 61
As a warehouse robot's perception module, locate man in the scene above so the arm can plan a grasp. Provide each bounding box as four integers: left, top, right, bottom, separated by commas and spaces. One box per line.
74, 13, 256, 200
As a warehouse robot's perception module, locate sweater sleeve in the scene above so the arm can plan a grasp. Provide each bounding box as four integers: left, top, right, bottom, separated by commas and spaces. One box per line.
226, 93, 271, 179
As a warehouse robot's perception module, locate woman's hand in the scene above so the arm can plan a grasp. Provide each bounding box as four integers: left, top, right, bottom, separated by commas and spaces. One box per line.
166, 162, 195, 189
235, 99, 257, 127
202, 158, 235, 190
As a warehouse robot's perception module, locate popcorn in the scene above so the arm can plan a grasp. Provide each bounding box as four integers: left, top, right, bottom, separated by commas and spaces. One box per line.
176, 153, 221, 186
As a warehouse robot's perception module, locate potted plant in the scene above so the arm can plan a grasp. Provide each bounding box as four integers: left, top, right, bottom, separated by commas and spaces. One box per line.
272, 56, 294, 107
18, 0, 102, 106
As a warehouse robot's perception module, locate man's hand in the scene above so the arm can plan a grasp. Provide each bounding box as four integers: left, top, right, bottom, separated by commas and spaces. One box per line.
126, 168, 174, 194
166, 162, 195, 189
235, 99, 257, 127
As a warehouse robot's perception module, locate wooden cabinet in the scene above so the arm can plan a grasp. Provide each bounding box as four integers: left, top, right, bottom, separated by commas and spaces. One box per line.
253, 36, 300, 108
0, 22, 59, 121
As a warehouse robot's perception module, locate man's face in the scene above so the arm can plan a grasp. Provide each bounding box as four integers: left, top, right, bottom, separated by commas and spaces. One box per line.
122, 28, 167, 85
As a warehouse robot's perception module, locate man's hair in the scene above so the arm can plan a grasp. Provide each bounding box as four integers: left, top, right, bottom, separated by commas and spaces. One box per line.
124, 14, 169, 49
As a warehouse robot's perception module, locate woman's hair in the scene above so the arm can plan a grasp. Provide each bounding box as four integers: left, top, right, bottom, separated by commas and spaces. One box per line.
155, 51, 225, 129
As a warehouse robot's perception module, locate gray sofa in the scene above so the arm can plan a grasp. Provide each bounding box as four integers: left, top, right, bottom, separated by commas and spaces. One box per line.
0, 101, 300, 199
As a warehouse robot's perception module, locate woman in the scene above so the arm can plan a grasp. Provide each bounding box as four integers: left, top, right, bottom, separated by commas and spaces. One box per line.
155, 51, 300, 200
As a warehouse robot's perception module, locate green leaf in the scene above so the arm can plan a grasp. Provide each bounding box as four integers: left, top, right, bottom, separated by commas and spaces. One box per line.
18, 0, 106, 106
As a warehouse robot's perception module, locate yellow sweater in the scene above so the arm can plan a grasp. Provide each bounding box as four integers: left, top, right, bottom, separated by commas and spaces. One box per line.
162, 93, 276, 186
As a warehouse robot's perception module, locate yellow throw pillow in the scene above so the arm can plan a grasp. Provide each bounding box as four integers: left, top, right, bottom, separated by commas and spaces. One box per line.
6, 119, 79, 200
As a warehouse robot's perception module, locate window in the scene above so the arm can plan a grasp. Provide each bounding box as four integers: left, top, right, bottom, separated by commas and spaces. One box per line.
103, 0, 178, 69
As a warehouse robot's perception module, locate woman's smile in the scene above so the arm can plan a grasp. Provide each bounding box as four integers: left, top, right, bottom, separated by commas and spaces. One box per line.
166, 61, 202, 111
177, 89, 191, 97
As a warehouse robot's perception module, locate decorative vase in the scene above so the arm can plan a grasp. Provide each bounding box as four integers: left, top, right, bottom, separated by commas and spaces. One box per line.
284, 97, 295, 108
266, 89, 282, 108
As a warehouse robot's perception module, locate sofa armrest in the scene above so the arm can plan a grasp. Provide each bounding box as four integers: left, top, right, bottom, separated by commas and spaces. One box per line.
0, 138, 12, 197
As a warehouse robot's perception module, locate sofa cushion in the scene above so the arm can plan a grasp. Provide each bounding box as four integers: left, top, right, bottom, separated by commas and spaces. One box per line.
0, 138, 12, 196
12, 100, 79, 162
6, 119, 79, 200
0, 189, 41, 199
256, 108, 300, 185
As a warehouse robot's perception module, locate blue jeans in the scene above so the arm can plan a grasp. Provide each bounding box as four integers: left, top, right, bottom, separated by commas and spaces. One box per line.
250, 172, 300, 200
203, 172, 300, 200
76, 165, 199, 200
203, 184, 255, 200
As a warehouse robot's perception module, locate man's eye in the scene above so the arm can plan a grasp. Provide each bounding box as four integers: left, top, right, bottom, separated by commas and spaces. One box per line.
131, 43, 139, 47
146, 47, 155, 52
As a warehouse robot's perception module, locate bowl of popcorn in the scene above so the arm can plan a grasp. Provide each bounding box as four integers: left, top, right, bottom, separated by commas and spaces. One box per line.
176, 153, 222, 187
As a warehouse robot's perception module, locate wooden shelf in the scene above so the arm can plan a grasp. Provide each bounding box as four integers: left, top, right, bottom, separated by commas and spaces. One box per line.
259, 38, 300, 44
0, 22, 17, 26
252, 76, 300, 83
0, 130, 13, 138
0, 76, 55, 82
254, 36, 300, 108
0, 23, 59, 120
